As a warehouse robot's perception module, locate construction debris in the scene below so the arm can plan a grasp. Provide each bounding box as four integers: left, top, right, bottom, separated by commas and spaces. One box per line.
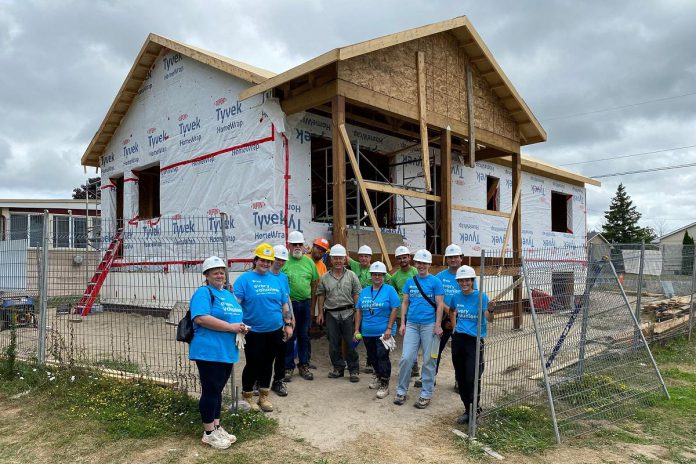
641, 295, 694, 337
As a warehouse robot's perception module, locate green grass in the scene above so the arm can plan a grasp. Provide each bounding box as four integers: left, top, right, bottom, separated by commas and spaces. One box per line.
470, 404, 557, 454
92, 357, 141, 374
0, 361, 276, 441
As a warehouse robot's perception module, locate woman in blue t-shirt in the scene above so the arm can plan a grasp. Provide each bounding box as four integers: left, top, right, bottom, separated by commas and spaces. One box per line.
445, 265, 495, 425
233, 243, 292, 414
355, 261, 400, 399
189, 256, 248, 449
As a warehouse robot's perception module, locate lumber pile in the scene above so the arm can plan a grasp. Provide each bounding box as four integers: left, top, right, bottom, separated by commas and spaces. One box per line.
642, 295, 694, 337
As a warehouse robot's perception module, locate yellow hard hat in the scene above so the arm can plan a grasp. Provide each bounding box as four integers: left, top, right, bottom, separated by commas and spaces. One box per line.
254, 243, 275, 261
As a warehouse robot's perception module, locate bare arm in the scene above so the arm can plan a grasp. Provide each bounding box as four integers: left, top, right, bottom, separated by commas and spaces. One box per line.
434, 294, 445, 335
310, 279, 318, 319
316, 294, 325, 325
399, 294, 409, 336
353, 309, 362, 340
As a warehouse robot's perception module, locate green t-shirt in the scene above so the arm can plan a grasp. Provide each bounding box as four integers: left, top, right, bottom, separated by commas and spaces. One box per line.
348, 258, 392, 288
282, 255, 320, 301
391, 266, 418, 296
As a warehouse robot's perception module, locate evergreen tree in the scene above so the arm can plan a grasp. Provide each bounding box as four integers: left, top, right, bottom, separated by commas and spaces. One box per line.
72, 177, 101, 199
601, 183, 656, 243
682, 230, 694, 275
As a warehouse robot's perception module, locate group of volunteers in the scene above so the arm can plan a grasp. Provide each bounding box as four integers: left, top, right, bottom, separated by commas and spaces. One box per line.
186, 231, 494, 449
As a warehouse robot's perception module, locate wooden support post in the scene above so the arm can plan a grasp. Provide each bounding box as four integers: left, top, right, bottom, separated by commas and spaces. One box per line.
338, 124, 392, 270
417, 51, 431, 192
332, 95, 347, 246
466, 63, 476, 168
498, 182, 522, 271
512, 150, 523, 329
440, 126, 452, 250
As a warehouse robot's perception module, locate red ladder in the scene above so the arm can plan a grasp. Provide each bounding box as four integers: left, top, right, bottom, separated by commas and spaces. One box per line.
76, 228, 124, 316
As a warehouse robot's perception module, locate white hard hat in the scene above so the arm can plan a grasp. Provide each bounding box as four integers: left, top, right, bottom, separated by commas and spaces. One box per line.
202, 256, 226, 273
369, 261, 387, 273
444, 243, 463, 257
394, 245, 411, 257
455, 265, 477, 280
273, 245, 289, 261
357, 245, 373, 255
330, 244, 347, 257
413, 249, 432, 264
288, 230, 305, 244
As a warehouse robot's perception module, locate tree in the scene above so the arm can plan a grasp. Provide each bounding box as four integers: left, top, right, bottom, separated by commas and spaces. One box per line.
601, 183, 656, 243
682, 230, 694, 276
72, 177, 101, 199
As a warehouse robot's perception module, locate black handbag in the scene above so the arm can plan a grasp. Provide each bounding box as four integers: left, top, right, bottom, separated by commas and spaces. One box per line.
177, 287, 214, 344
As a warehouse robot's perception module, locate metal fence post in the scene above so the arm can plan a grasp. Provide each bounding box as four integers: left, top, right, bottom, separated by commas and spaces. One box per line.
607, 260, 670, 399
469, 249, 485, 438
689, 247, 696, 342
577, 244, 594, 377
634, 241, 645, 346
521, 256, 562, 445
219, 212, 237, 411
37, 210, 49, 365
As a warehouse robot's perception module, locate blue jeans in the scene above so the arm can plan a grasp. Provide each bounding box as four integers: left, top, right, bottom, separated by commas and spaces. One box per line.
285, 299, 311, 369
397, 322, 437, 399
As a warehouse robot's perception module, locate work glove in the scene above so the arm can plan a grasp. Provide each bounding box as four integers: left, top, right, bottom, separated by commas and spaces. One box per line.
236, 332, 246, 350
380, 334, 397, 352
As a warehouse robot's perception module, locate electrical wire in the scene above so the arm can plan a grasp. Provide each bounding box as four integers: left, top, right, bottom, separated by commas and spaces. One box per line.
540, 91, 696, 122
591, 161, 696, 179
560, 145, 696, 166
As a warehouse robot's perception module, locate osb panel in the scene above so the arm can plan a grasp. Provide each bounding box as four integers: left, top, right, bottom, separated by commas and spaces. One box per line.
338, 31, 519, 142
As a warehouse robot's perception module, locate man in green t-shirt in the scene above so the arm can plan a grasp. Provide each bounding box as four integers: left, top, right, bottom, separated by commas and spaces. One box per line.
348, 245, 392, 288
390, 245, 420, 378
282, 231, 320, 381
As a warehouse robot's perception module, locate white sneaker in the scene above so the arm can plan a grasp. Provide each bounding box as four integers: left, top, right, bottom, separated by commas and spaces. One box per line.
368, 374, 380, 389
201, 430, 231, 449
216, 426, 237, 444
376, 380, 390, 399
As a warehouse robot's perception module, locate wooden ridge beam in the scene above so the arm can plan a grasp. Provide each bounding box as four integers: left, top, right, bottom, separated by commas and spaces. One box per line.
338, 124, 392, 269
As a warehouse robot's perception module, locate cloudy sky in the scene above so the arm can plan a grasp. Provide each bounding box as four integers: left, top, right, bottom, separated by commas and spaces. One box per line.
1, 0, 694, 236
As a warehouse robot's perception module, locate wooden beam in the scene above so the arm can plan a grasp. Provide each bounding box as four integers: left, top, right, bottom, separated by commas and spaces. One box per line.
338, 124, 392, 269
466, 63, 476, 168
332, 96, 347, 246
280, 80, 337, 115
337, 79, 521, 155
452, 204, 510, 218
498, 181, 521, 265
512, 150, 523, 330
382, 136, 440, 158
364, 181, 441, 202
417, 52, 431, 192
440, 127, 452, 250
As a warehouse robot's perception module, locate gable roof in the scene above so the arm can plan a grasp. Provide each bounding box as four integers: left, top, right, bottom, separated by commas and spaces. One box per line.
239, 16, 546, 145
81, 33, 275, 167
586, 231, 609, 244
659, 221, 696, 241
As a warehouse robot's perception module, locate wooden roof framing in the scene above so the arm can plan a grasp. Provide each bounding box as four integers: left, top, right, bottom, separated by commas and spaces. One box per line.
239, 16, 546, 145
80, 33, 275, 167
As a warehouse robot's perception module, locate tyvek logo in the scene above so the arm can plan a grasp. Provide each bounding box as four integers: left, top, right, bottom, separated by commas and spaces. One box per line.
147, 128, 169, 148
121, 135, 139, 157
531, 184, 546, 196
178, 114, 201, 136
101, 152, 115, 165
215, 99, 243, 124
163, 53, 182, 72
459, 231, 480, 244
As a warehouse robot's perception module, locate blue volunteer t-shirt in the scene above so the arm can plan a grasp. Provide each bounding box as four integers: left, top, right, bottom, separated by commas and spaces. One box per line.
403, 274, 444, 324
189, 285, 243, 364
436, 268, 478, 295
233, 270, 287, 333
356, 284, 401, 337
445, 290, 489, 337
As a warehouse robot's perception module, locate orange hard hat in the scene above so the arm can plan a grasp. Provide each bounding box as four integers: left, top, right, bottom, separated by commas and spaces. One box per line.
313, 237, 330, 251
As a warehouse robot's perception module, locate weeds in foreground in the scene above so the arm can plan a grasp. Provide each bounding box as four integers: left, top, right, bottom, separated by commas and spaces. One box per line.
0, 361, 276, 441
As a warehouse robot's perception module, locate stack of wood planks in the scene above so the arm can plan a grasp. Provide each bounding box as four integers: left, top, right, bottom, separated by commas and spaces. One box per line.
641, 295, 694, 337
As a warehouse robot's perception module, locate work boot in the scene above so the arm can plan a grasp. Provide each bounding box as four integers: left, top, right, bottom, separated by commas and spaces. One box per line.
271, 380, 288, 397
414, 397, 430, 409
456, 412, 470, 425
241, 391, 260, 412
298, 364, 314, 380
393, 393, 407, 405
349, 371, 360, 383
376, 379, 390, 399
258, 388, 274, 412
284, 368, 293, 382
368, 374, 380, 389
328, 368, 345, 378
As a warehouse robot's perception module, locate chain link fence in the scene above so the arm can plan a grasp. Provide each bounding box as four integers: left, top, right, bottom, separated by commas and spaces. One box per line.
0, 216, 693, 446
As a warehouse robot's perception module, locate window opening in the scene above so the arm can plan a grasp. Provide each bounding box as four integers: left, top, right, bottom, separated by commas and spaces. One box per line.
551, 191, 573, 233
137, 164, 160, 220
487, 176, 500, 211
